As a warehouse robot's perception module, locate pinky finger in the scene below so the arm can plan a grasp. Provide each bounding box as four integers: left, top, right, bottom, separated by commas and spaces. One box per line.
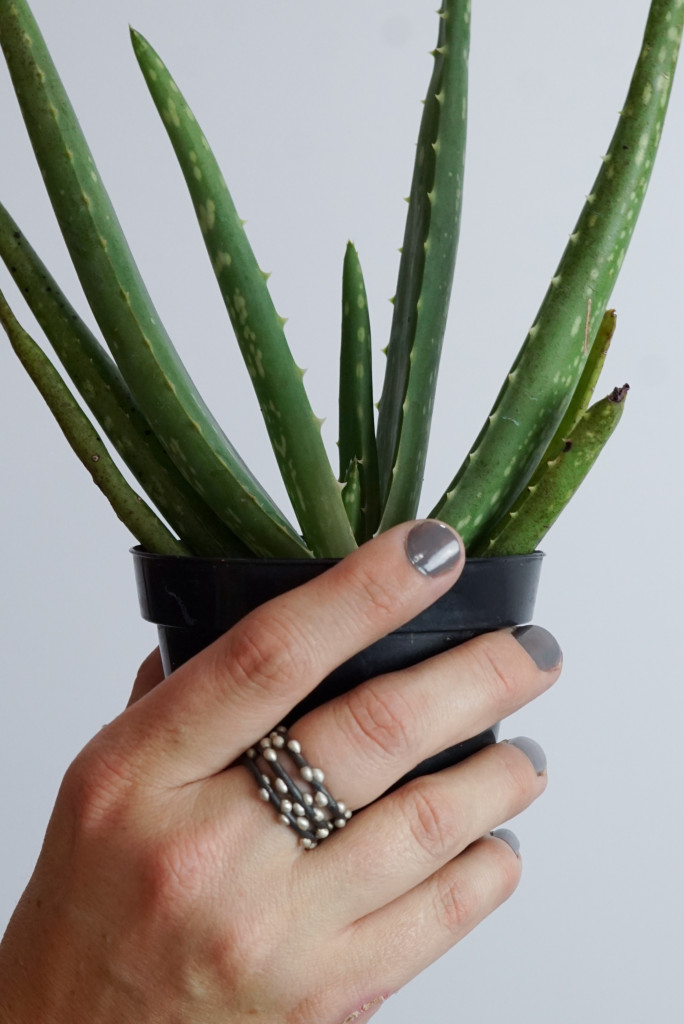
345, 833, 522, 994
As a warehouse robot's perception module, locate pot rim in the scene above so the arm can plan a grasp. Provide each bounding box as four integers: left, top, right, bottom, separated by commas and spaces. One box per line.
130, 545, 544, 566
131, 546, 544, 633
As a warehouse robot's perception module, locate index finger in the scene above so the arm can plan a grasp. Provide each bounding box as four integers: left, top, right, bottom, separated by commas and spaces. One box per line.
113, 520, 464, 786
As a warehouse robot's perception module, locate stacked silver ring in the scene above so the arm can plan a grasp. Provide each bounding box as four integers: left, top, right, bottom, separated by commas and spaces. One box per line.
242, 725, 352, 849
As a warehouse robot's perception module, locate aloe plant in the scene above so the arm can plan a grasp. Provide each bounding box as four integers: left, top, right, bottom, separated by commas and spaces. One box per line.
0, 0, 681, 560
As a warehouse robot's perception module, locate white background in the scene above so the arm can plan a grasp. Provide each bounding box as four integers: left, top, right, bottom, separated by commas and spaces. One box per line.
1, 1, 683, 1020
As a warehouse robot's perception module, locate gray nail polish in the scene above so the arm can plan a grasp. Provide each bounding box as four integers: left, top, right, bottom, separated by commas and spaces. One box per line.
405, 520, 461, 577
512, 624, 562, 670
506, 736, 547, 776
491, 828, 521, 857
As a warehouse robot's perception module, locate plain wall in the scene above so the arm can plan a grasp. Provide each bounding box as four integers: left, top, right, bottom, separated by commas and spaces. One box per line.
1, 1, 683, 1020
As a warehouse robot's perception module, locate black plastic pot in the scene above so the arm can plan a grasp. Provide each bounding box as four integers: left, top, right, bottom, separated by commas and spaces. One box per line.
132, 549, 543, 785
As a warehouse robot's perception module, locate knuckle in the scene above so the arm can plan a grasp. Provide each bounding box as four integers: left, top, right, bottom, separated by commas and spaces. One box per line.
400, 779, 463, 860
141, 829, 214, 909
338, 682, 415, 764
223, 607, 313, 700
138, 803, 246, 916
469, 634, 527, 711
340, 562, 402, 626
432, 871, 478, 935
206, 911, 282, 992
61, 735, 138, 835
140, 837, 286, 989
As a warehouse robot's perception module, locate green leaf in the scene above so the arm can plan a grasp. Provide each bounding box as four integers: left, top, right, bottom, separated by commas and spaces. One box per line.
340, 458, 362, 540
376, 0, 469, 528
486, 386, 629, 556
432, 0, 682, 549
0, 287, 188, 556
471, 308, 618, 554
0, 202, 252, 556
130, 28, 357, 559
339, 242, 380, 541
0, 0, 308, 557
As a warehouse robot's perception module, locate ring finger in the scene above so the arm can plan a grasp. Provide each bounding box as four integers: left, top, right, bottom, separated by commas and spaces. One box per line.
305, 735, 546, 922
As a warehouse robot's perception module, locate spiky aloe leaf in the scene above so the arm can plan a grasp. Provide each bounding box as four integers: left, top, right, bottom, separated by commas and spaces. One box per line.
339, 242, 379, 541
486, 386, 629, 556
0, 0, 308, 558
539, 309, 618, 449
0, 288, 187, 556
129, 29, 357, 559
340, 458, 362, 539
0, 202, 251, 556
471, 308, 617, 554
432, 0, 682, 548
376, 0, 469, 528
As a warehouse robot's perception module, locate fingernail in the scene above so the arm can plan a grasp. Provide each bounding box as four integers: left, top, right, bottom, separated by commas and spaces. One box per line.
506, 736, 547, 776
512, 624, 562, 670
491, 828, 521, 857
405, 520, 462, 577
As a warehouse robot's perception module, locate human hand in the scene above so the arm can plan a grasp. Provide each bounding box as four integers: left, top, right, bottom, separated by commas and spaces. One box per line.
0, 521, 561, 1024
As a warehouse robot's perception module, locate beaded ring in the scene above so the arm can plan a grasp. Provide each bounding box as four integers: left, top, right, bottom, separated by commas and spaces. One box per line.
242, 725, 352, 849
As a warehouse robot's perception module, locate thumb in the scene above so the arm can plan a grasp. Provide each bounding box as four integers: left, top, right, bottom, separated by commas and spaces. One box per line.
126, 648, 165, 707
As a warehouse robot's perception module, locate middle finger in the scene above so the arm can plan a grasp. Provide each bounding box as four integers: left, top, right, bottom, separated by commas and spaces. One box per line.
287, 624, 561, 810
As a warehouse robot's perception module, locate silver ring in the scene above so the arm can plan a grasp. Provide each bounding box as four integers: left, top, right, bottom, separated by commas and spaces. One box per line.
242, 726, 352, 849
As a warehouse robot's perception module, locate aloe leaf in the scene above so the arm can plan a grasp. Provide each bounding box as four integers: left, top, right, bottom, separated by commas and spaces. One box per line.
0, 288, 188, 556
340, 458, 362, 539
0, 202, 252, 556
129, 29, 357, 559
486, 386, 629, 556
0, 0, 308, 558
339, 242, 380, 541
541, 308, 618, 448
376, 0, 469, 528
432, 0, 682, 548
471, 309, 617, 554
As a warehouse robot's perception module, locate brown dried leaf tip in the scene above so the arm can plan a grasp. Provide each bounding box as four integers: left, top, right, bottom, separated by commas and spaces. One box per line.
609, 384, 630, 404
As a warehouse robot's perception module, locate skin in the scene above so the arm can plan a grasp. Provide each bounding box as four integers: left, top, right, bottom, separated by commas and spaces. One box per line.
0, 521, 561, 1023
